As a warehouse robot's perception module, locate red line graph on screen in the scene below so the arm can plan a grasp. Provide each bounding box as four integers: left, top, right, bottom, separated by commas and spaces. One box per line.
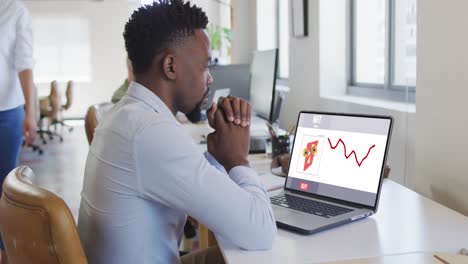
327, 138, 376, 167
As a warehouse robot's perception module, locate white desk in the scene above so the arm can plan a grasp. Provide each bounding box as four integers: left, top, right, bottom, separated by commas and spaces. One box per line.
216, 176, 468, 263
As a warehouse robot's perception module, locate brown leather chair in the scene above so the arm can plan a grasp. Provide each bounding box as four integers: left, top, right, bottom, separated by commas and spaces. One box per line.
62, 81, 74, 111
84, 103, 113, 144
84, 105, 98, 145
0, 167, 87, 264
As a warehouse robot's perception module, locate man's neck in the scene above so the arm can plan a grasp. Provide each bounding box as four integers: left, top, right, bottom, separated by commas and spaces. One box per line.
134, 77, 177, 115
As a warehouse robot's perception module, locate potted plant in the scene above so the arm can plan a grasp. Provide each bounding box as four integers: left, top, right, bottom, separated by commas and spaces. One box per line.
207, 24, 232, 64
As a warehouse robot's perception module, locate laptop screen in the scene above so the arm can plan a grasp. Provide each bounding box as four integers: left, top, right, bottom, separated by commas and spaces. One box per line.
285, 112, 392, 207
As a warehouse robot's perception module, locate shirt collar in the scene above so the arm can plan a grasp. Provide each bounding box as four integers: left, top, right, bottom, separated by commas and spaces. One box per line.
126, 81, 177, 121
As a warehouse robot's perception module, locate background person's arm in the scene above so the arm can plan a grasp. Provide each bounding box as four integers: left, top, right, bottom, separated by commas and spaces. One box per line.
18, 70, 37, 145
16, 7, 37, 145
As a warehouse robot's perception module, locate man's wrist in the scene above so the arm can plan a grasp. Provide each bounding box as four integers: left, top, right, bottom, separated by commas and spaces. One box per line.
226, 158, 250, 172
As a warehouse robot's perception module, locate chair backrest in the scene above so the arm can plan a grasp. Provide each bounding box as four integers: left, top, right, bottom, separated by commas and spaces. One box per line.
84, 105, 98, 145
63, 81, 74, 110
84, 103, 113, 145
0, 167, 87, 264
49, 81, 61, 120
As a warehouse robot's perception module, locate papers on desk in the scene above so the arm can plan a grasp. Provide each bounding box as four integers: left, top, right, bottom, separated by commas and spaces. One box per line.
260, 171, 286, 192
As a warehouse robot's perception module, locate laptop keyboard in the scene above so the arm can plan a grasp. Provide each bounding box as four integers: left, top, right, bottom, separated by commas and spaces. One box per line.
270, 194, 354, 218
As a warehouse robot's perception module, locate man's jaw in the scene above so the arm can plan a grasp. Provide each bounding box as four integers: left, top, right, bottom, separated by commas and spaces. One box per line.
185, 87, 211, 123
201, 87, 211, 108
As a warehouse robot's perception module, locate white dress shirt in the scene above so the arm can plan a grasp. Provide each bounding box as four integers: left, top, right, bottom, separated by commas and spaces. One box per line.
77, 82, 276, 264
0, 0, 34, 111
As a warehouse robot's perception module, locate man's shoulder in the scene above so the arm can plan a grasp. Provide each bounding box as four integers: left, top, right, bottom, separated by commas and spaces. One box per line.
0, 0, 24, 19
12, 0, 29, 16
100, 98, 177, 140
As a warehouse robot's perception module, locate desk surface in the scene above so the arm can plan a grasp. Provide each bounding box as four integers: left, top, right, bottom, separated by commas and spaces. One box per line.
217, 177, 468, 264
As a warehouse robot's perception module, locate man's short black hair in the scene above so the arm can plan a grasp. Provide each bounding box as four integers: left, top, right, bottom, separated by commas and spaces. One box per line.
123, 0, 209, 74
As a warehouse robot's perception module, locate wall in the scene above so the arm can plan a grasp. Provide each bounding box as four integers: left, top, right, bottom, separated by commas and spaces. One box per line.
280, 0, 415, 186
26, 0, 227, 118
416, 0, 468, 215
280, 0, 320, 125
231, 0, 257, 64
25, 0, 131, 118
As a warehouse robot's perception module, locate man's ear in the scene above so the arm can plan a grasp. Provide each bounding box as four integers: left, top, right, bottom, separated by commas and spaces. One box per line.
162, 54, 176, 80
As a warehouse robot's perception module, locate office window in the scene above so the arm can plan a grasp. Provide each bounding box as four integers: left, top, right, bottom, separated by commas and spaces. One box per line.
257, 0, 289, 79
33, 17, 91, 83
350, 0, 416, 102
141, 0, 232, 63
278, 0, 289, 79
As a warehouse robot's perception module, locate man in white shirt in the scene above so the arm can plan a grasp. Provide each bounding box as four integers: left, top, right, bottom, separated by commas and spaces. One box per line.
0, 1, 37, 263
77, 1, 276, 263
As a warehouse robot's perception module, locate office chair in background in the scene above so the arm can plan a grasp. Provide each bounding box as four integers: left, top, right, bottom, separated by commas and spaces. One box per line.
52, 80, 74, 133
0, 166, 87, 264
84, 102, 113, 144
38, 81, 63, 143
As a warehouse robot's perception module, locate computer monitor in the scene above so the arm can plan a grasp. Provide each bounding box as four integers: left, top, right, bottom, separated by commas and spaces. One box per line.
249, 49, 279, 122
208, 64, 250, 100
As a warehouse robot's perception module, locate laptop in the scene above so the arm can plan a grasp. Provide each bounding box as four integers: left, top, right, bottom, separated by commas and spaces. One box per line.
270, 111, 393, 234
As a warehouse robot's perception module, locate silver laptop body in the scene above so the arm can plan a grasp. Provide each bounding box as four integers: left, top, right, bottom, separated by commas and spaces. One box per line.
271, 111, 393, 234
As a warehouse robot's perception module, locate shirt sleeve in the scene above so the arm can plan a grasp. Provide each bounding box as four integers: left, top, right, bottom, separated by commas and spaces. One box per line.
204, 151, 227, 174
14, 6, 34, 72
134, 120, 276, 250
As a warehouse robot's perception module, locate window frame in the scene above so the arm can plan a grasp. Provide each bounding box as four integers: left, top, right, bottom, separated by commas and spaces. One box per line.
277, 0, 289, 82
348, 0, 416, 103
257, 0, 289, 82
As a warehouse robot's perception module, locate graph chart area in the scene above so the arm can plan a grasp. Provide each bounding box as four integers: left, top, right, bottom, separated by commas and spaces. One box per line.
289, 127, 388, 194
327, 138, 375, 168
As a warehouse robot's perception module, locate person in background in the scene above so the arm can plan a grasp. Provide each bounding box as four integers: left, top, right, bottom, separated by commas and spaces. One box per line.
0, 0, 37, 263
111, 58, 134, 103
